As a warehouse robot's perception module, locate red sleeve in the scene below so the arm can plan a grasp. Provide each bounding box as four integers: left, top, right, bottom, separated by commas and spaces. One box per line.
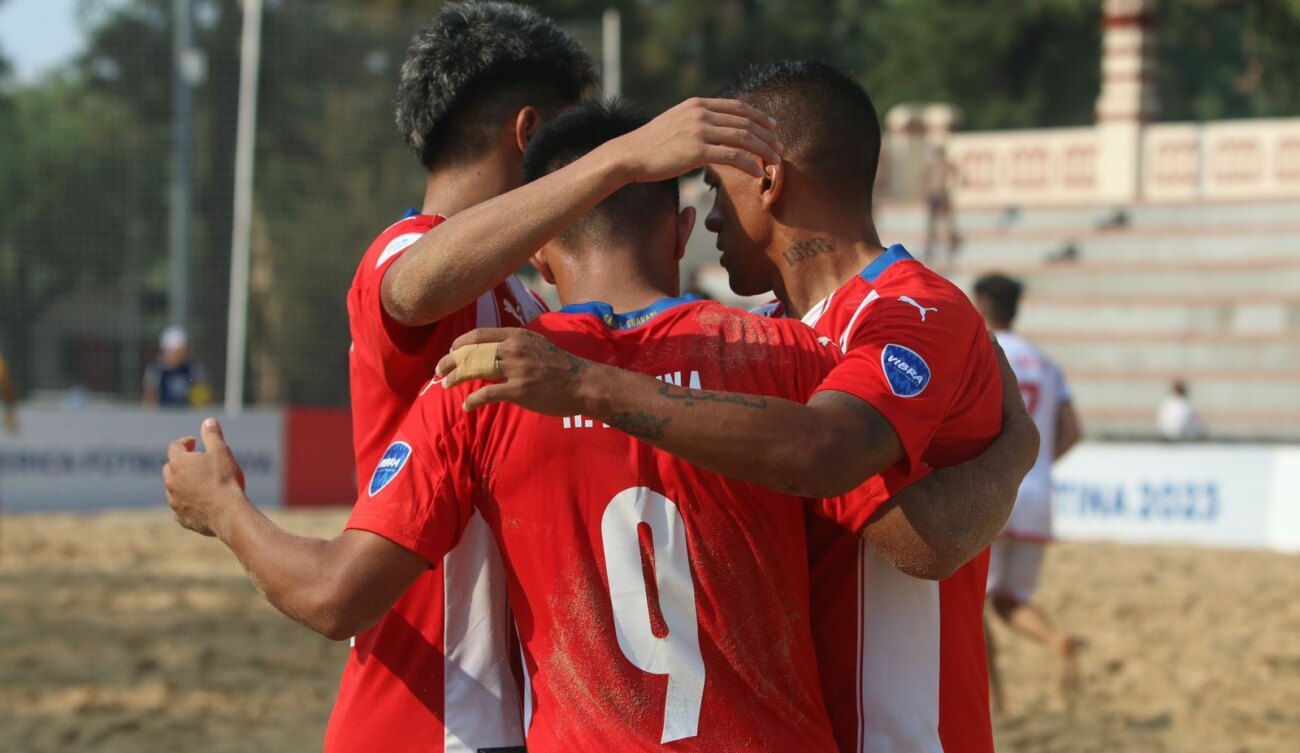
357, 232, 443, 360
345, 386, 476, 565
813, 463, 932, 534
813, 298, 964, 474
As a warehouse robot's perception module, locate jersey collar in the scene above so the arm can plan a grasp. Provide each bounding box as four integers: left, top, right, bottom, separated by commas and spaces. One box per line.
560, 294, 700, 331
860, 244, 915, 283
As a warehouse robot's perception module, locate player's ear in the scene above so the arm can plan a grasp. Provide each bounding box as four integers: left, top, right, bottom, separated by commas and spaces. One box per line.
674, 206, 696, 262
530, 244, 557, 285
514, 106, 543, 154
759, 162, 784, 213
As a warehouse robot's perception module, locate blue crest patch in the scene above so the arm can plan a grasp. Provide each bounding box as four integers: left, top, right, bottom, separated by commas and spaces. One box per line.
369, 441, 412, 497
880, 344, 931, 398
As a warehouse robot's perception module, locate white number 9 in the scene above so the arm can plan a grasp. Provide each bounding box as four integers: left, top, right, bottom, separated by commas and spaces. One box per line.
601, 487, 705, 743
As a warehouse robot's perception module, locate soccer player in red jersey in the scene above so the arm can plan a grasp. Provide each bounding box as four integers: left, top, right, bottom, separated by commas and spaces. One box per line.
164, 100, 841, 752
330, 5, 596, 751
451, 62, 1027, 753
163, 99, 1028, 751
328, 5, 786, 749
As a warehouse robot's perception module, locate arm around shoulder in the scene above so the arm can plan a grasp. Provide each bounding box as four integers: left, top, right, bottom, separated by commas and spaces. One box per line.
860, 341, 1040, 579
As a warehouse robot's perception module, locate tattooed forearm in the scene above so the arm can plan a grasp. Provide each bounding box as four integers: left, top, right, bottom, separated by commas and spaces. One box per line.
607, 411, 672, 440
782, 237, 835, 267
544, 341, 591, 375
821, 391, 878, 429
656, 384, 769, 409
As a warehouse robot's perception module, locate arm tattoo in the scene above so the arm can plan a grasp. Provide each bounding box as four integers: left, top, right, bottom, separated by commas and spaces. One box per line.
544, 340, 590, 375
823, 391, 878, 430
607, 411, 672, 440
781, 237, 835, 268
656, 384, 768, 409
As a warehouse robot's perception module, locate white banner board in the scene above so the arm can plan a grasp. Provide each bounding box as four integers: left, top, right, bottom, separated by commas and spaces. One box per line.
1053, 443, 1298, 552
0, 408, 283, 512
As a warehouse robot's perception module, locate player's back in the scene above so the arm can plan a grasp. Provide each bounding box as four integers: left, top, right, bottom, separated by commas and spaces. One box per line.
469, 296, 841, 752
995, 330, 1066, 533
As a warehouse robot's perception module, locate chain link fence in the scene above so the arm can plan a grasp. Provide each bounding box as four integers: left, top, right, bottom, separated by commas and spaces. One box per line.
0, 0, 604, 410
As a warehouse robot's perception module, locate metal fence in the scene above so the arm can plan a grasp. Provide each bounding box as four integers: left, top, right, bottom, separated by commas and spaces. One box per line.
0, 0, 604, 410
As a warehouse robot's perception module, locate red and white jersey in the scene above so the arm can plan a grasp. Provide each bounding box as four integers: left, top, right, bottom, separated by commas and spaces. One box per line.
348, 297, 842, 753
765, 245, 1002, 753
994, 330, 1070, 540
327, 210, 546, 753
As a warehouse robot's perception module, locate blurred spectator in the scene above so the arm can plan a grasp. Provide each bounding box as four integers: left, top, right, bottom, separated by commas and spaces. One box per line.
923, 143, 961, 263
143, 327, 211, 408
1158, 380, 1206, 441
0, 350, 18, 435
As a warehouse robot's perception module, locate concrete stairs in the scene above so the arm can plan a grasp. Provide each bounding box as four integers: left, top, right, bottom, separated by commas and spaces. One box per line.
879, 199, 1300, 440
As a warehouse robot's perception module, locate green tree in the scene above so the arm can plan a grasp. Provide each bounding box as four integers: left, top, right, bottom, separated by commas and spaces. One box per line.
4, 0, 1296, 405
1159, 0, 1300, 122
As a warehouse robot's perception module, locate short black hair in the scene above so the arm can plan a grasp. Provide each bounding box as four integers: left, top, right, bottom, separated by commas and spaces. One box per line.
522, 98, 679, 246
974, 273, 1024, 326
722, 59, 881, 201
396, 1, 598, 170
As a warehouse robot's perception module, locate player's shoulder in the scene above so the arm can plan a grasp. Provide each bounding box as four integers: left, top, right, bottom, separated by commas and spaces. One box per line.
996, 330, 1054, 369
404, 371, 478, 440
681, 299, 827, 344
869, 261, 983, 332
357, 212, 442, 277
748, 299, 785, 318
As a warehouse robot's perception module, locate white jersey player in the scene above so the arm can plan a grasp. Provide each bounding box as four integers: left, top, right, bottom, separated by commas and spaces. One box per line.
973, 273, 1084, 713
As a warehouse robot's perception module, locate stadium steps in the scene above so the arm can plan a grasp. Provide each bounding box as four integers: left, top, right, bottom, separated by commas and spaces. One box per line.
875, 199, 1300, 441
678, 187, 1300, 441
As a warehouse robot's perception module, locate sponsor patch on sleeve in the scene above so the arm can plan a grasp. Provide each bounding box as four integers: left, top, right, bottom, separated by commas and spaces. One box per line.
369, 441, 413, 496
880, 344, 931, 398
374, 233, 422, 269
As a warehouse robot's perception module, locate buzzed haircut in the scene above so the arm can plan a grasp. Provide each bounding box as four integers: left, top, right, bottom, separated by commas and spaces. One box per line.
522, 98, 680, 246
396, 1, 598, 170
722, 59, 882, 201
974, 273, 1024, 327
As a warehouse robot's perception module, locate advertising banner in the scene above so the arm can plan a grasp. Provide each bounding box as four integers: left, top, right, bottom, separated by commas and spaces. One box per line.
1053, 443, 1285, 550
0, 409, 283, 512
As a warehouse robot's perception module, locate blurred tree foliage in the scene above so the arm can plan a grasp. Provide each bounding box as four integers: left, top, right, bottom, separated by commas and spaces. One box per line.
0, 0, 1296, 404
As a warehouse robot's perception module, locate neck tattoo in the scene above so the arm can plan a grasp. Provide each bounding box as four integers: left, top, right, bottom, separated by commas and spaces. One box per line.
781, 237, 835, 268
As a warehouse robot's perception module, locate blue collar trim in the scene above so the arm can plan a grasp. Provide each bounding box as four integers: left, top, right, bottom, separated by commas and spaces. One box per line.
860, 244, 914, 283
403, 207, 421, 219
560, 294, 700, 330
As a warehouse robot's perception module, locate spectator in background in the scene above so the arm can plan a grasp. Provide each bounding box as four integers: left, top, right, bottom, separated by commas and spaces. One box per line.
974, 273, 1084, 714
143, 326, 210, 408
923, 143, 961, 263
0, 350, 18, 435
1158, 379, 1206, 441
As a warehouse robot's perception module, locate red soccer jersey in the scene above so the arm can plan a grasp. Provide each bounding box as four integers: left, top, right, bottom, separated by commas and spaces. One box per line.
328, 210, 546, 753
770, 245, 1002, 753
347, 297, 842, 753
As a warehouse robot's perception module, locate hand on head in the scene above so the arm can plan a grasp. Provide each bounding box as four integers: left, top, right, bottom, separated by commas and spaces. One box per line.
609, 97, 782, 183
